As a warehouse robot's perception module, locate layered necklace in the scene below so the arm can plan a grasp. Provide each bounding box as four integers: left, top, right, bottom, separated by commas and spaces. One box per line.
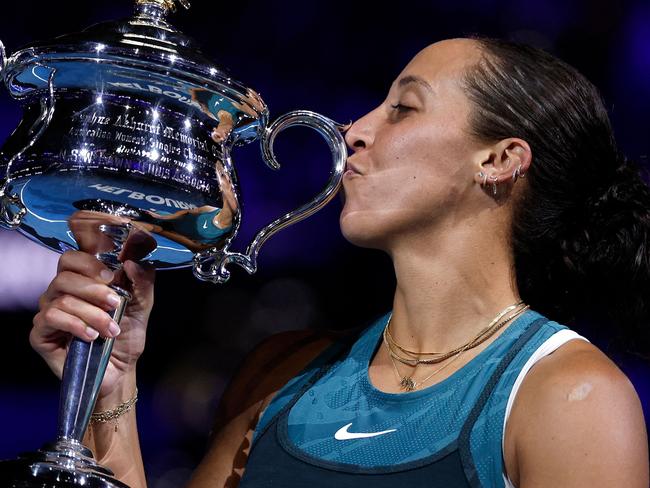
383, 301, 529, 391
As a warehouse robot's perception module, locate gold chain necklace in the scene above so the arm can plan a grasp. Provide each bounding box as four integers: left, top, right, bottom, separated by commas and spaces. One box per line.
388, 340, 471, 391
384, 302, 528, 366
384, 304, 529, 391
386, 301, 524, 358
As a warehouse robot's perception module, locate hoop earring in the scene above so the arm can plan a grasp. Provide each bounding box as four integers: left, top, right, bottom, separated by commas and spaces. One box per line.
512, 164, 525, 181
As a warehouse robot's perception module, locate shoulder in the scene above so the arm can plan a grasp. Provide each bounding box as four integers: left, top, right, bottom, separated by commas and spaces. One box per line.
508, 337, 649, 487
187, 328, 347, 488
214, 328, 346, 429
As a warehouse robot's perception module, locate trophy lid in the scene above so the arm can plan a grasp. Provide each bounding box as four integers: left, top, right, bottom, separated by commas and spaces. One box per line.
2, 0, 267, 143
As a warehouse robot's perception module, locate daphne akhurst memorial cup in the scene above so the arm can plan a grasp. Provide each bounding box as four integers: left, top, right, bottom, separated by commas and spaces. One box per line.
0, 1, 348, 486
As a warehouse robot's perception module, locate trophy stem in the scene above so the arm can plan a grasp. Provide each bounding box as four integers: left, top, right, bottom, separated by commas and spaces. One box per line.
0, 282, 133, 487
56, 286, 131, 443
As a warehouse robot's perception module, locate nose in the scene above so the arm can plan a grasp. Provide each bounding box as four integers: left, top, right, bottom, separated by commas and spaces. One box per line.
344, 108, 376, 155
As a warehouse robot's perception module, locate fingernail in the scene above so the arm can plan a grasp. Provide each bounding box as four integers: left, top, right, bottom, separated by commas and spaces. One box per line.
107, 293, 121, 308
86, 327, 99, 340
100, 270, 114, 282
108, 321, 121, 337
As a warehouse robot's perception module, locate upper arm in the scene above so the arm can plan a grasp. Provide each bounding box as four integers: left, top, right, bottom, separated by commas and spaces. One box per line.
186, 329, 337, 488
512, 342, 649, 488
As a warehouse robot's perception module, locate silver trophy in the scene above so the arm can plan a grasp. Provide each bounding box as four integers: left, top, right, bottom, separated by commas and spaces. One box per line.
0, 0, 347, 486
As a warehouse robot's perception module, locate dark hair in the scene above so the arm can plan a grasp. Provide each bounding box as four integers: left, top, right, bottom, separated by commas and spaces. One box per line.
463, 37, 650, 357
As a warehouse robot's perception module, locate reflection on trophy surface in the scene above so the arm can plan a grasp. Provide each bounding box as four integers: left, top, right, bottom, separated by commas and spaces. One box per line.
0, 0, 347, 485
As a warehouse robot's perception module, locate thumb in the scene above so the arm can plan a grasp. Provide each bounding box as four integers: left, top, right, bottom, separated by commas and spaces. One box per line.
119, 261, 155, 320
122, 260, 155, 289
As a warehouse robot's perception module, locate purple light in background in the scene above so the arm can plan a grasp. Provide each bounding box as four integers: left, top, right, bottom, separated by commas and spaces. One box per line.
505, 0, 576, 40
0, 387, 58, 459
0, 230, 58, 310
609, 3, 650, 159
623, 4, 650, 86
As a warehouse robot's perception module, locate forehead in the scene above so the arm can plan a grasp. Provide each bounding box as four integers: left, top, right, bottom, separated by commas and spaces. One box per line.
391, 39, 482, 92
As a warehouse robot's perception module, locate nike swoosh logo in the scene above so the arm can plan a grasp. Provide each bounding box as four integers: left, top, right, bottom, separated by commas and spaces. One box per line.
334, 422, 397, 440
202, 220, 209, 229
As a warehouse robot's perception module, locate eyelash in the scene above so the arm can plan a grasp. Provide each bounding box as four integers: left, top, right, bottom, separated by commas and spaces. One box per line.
390, 103, 413, 113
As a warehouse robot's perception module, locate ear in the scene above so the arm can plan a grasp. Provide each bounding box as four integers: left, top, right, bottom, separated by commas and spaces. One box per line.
472, 138, 532, 186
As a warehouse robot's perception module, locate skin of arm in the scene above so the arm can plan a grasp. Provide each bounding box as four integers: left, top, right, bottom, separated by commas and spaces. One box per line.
83, 371, 147, 488
185, 329, 339, 488
505, 339, 649, 487
212, 110, 234, 143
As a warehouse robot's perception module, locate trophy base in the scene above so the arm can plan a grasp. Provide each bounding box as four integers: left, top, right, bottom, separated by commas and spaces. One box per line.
0, 439, 129, 488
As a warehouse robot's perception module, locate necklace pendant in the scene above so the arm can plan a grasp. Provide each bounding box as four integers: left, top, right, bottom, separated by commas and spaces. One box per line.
400, 377, 416, 391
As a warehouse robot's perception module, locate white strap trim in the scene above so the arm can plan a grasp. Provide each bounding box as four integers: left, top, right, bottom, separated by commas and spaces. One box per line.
501, 329, 590, 488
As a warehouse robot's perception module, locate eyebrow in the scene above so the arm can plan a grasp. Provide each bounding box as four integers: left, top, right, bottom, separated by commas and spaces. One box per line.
397, 75, 434, 93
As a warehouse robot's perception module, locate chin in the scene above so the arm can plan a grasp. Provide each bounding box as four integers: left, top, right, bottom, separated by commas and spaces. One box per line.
339, 209, 386, 250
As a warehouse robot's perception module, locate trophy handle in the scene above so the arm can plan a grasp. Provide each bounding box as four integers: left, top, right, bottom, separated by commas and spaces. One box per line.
193, 110, 349, 283
0, 62, 56, 229
0, 40, 6, 73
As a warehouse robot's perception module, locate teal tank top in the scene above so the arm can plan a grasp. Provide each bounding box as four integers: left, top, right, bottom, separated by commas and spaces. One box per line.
251, 309, 573, 487
157, 208, 230, 243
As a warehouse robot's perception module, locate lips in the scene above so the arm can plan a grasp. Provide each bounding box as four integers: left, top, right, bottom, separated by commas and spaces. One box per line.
345, 160, 363, 175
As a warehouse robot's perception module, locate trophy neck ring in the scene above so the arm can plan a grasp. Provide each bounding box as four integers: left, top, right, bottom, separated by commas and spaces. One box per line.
135, 0, 189, 15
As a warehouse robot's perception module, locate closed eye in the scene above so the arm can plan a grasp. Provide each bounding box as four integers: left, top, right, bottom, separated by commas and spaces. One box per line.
390, 103, 413, 113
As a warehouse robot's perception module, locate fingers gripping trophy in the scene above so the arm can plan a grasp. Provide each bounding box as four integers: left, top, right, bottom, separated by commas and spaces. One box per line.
0, 0, 348, 486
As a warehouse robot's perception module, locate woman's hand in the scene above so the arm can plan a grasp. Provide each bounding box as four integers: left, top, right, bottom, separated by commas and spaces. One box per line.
30, 250, 155, 398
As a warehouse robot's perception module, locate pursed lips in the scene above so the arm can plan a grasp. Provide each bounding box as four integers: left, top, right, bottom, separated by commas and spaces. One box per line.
345, 160, 363, 176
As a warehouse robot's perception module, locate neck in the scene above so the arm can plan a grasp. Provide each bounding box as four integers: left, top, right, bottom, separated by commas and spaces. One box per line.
386, 213, 522, 353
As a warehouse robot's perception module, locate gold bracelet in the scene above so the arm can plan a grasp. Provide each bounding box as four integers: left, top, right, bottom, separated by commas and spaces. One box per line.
90, 388, 138, 432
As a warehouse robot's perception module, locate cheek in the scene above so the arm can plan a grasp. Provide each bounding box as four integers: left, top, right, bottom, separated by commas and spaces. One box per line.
339, 171, 437, 246
340, 117, 472, 241
380, 124, 467, 204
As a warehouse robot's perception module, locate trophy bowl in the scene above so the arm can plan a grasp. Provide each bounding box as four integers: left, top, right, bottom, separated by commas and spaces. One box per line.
0, 0, 348, 486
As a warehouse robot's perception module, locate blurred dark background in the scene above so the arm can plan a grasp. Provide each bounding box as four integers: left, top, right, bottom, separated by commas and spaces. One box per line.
0, 0, 649, 486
